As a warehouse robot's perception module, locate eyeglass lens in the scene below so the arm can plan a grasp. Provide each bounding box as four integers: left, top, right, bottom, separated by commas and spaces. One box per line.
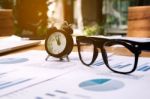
79, 39, 95, 65
104, 42, 135, 73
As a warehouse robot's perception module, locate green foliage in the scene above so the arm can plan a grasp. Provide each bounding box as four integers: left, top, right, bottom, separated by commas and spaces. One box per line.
84, 24, 104, 36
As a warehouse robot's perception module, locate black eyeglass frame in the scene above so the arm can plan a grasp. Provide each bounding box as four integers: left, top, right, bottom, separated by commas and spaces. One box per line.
76, 36, 150, 74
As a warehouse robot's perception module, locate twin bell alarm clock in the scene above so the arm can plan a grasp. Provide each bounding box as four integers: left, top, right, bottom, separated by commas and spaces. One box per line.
45, 22, 73, 61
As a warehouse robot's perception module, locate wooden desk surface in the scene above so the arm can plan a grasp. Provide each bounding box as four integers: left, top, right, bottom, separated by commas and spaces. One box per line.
0, 38, 149, 57
0, 36, 78, 56
0, 40, 78, 56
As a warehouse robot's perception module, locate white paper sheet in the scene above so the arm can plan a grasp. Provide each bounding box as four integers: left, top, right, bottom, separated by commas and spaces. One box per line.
0, 50, 150, 99
0, 50, 80, 97
0, 35, 40, 52
2, 65, 150, 99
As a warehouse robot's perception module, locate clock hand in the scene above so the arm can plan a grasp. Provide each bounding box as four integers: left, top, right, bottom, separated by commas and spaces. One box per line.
57, 35, 61, 45
55, 36, 58, 45
55, 35, 61, 45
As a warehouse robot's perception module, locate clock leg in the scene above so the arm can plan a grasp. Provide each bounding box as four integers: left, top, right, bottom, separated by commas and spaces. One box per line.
66, 56, 70, 62
59, 56, 70, 62
59, 58, 64, 61
45, 55, 50, 61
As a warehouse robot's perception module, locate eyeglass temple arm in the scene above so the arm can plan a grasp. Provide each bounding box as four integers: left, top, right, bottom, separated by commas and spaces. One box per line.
139, 42, 150, 51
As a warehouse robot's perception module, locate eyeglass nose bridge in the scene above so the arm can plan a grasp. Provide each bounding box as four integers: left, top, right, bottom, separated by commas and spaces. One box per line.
93, 46, 108, 66
90, 46, 99, 65
99, 47, 109, 66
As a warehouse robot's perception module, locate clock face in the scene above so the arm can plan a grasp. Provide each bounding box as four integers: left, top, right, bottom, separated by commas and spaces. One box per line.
47, 32, 67, 55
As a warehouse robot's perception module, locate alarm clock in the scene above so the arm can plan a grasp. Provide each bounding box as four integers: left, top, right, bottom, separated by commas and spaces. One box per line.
45, 23, 73, 61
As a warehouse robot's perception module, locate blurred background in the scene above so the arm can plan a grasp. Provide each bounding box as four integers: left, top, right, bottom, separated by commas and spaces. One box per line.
0, 0, 150, 39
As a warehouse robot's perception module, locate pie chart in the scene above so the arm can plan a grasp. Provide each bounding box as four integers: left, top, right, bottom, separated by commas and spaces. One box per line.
79, 78, 124, 91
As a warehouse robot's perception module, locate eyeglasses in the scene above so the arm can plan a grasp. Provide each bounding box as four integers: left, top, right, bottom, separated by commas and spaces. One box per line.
76, 36, 150, 74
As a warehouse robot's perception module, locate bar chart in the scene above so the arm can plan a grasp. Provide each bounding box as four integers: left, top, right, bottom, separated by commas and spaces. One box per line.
0, 58, 28, 64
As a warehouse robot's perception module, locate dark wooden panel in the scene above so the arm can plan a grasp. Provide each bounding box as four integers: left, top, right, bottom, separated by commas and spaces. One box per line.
128, 6, 150, 37
0, 9, 14, 36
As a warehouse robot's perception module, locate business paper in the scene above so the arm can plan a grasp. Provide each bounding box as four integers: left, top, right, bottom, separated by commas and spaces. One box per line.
0, 50, 79, 68
0, 50, 80, 97
2, 64, 150, 99
0, 50, 150, 99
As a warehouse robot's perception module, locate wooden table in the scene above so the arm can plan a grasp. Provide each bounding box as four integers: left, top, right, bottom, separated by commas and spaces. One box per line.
0, 40, 78, 56
0, 9, 14, 36
0, 38, 149, 57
